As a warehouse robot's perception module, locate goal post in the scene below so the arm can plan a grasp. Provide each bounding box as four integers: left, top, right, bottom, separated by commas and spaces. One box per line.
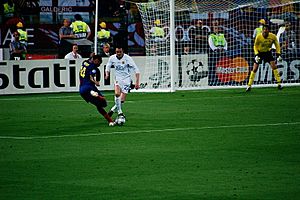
135, 0, 300, 91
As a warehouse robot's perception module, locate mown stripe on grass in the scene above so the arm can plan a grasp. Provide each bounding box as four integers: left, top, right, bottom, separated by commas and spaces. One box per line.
0, 121, 299, 140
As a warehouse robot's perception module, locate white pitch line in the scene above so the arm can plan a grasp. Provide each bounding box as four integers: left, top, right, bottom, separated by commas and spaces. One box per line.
0, 98, 133, 103
0, 93, 115, 101
0, 121, 299, 140
0, 93, 286, 102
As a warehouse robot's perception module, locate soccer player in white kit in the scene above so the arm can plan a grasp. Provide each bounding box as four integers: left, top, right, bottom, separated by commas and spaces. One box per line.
105, 47, 140, 118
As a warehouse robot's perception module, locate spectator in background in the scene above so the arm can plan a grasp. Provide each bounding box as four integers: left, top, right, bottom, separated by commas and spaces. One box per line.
208, 22, 228, 86
64, 44, 82, 59
2, 0, 15, 20
280, 21, 297, 62
253, 19, 265, 39
97, 22, 112, 47
59, 19, 75, 41
58, 18, 75, 58
1, 0, 22, 32
149, 19, 165, 55
150, 19, 165, 42
16, 21, 28, 47
99, 43, 113, 57
9, 31, 26, 60
212, 19, 219, 28
194, 20, 209, 53
208, 25, 228, 52
70, 14, 91, 39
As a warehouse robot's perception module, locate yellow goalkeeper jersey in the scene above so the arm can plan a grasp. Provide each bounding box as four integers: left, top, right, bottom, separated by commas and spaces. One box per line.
254, 32, 280, 55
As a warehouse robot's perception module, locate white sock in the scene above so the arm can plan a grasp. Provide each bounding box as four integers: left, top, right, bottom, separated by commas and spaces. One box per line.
115, 96, 122, 114
110, 105, 117, 112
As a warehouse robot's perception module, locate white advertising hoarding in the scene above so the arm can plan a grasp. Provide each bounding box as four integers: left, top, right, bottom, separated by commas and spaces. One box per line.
0, 55, 211, 95
0, 57, 151, 95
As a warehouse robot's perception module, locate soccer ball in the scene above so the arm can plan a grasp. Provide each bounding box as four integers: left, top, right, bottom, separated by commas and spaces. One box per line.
115, 115, 126, 126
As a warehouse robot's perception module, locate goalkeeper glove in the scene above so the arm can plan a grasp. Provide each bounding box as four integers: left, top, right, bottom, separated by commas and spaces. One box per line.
276, 54, 282, 62
255, 55, 261, 63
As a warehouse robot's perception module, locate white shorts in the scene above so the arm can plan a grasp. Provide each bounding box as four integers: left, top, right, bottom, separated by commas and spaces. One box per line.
115, 80, 131, 94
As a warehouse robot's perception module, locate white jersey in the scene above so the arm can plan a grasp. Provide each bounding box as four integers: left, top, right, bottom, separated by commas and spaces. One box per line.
105, 53, 140, 84
64, 52, 82, 59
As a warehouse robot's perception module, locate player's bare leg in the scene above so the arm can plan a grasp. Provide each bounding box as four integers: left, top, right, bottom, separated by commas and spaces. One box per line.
121, 92, 127, 102
118, 92, 127, 118
109, 84, 123, 117
108, 85, 120, 116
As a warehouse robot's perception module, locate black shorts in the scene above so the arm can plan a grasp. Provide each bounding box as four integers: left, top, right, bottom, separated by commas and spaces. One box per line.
255, 51, 275, 64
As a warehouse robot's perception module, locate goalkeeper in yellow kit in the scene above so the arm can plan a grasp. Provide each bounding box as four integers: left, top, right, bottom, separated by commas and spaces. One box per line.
246, 24, 283, 91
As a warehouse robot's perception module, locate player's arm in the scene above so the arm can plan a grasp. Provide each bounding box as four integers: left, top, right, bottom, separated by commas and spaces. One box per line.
60, 33, 75, 39
253, 35, 260, 55
273, 35, 281, 55
90, 69, 100, 86
90, 75, 100, 86
59, 28, 75, 39
149, 27, 155, 34
128, 56, 141, 89
223, 36, 228, 51
22, 44, 27, 53
105, 71, 110, 80
208, 36, 217, 51
135, 72, 140, 89
86, 25, 91, 39
9, 43, 17, 54
105, 57, 112, 80
105, 58, 112, 80
104, 67, 110, 80
253, 35, 262, 63
273, 35, 282, 62
253, 29, 257, 39
11, 43, 25, 54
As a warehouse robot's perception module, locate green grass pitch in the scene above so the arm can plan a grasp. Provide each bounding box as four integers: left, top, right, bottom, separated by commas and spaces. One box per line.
0, 87, 300, 199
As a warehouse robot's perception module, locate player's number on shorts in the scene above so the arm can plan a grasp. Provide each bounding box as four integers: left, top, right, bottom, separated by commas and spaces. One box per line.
123, 85, 130, 92
80, 67, 86, 78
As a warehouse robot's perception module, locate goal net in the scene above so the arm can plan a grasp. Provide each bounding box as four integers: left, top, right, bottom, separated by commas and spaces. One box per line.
135, 0, 300, 91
